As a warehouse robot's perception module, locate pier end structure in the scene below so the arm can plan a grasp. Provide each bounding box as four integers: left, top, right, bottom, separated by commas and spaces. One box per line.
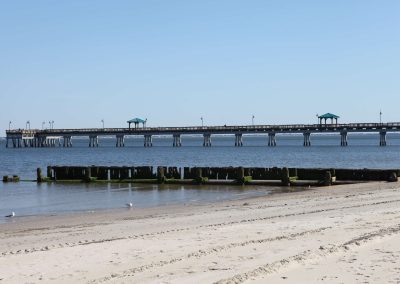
5, 122, 400, 148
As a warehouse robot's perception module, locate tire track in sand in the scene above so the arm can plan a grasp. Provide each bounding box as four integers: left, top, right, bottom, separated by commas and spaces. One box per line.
1, 198, 399, 258
214, 224, 400, 284
89, 227, 331, 283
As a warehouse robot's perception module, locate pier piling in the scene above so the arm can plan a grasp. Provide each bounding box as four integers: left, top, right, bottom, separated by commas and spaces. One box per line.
379, 131, 387, 146
116, 135, 125, 147
235, 134, 243, 147
340, 131, 348, 147
144, 135, 153, 147
303, 132, 311, 147
173, 134, 182, 147
89, 136, 99, 147
203, 134, 212, 147
268, 133, 277, 147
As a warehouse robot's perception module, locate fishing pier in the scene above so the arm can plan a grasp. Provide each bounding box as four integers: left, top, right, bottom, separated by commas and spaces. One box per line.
5, 121, 400, 148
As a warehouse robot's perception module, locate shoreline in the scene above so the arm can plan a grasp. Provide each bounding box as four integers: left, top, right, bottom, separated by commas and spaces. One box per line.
1, 184, 311, 228
0, 184, 286, 226
1, 181, 400, 283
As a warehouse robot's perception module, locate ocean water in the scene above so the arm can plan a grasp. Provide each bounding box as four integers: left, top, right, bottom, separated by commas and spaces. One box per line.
1, 133, 400, 221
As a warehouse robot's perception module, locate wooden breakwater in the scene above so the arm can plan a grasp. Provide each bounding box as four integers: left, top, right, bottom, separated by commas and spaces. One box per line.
38, 166, 400, 186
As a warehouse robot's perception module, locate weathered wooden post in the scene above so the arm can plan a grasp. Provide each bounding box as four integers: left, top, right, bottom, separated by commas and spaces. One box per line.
289, 168, 298, 179
323, 171, 332, 186
195, 167, 204, 184
237, 167, 245, 185
157, 166, 165, 184
281, 167, 290, 186
47, 166, 53, 180
37, 168, 43, 183
330, 168, 336, 183
388, 172, 398, 182
196, 168, 202, 179
85, 167, 92, 182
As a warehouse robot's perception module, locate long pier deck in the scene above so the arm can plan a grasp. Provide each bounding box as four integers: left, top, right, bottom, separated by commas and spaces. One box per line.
5, 122, 400, 148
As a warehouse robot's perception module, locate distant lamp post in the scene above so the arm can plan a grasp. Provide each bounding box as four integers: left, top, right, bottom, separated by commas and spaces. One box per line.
380, 110, 383, 124
42, 121, 45, 130
201, 117, 204, 127
9, 121, 11, 130
101, 119, 104, 129
49, 121, 54, 129
252, 115, 255, 126
316, 114, 319, 124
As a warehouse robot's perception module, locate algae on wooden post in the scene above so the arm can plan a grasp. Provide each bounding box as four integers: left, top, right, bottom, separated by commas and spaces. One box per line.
237, 167, 246, 185
281, 167, 290, 186
157, 166, 165, 184
323, 171, 332, 186
85, 167, 92, 182
36, 168, 43, 183
47, 166, 53, 180
195, 167, 208, 184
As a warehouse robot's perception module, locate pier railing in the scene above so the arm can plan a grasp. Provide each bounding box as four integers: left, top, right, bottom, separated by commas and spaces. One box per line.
5, 122, 400, 136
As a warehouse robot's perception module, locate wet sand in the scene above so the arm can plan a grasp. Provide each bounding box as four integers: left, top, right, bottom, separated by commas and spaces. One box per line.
1, 182, 400, 283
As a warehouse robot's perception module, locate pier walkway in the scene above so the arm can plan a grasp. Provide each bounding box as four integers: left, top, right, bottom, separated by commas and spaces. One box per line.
5, 122, 400, 148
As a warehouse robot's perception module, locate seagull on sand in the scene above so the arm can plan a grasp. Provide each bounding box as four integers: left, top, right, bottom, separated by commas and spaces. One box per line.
5, 212, 15, 218
126, 203, 133, 208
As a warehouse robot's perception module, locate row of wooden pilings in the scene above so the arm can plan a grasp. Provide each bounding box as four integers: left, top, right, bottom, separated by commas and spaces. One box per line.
40, 166, 400, 185
6, 137, 63, 148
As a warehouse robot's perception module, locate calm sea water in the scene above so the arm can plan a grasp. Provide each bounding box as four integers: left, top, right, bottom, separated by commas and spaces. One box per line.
1, 133, 400, 221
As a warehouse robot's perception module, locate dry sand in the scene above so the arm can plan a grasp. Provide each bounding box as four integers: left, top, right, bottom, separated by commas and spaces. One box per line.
1, 182, 400, 283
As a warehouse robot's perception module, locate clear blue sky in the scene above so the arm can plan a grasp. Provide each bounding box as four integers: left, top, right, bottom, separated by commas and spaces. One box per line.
1, 0, 399, 134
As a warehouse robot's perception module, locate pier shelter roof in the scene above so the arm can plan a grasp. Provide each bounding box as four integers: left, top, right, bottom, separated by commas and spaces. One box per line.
127, 118, 146, 124
318, 113, 340, 119
127, 118, 147, 129
318, 113, 339, 125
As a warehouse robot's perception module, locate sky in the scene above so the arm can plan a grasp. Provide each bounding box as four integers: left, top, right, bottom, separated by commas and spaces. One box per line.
0, 0, 399, 134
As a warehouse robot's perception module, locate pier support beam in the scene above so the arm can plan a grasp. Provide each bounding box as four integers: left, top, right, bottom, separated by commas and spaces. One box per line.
340, 131, 348, 147
235, 133, 243, 147
303, 132, 311, 147
116, 135, 125, 147
89, 135, 99, 147
173, 134, 182, 147
203, 134, 212, 147
268, 132, 277, 147
63, 136, 72, 147
379, 131, 387, 146
39, 137, 46, 147
5, 138, 8, 148
144, 135, 153, 147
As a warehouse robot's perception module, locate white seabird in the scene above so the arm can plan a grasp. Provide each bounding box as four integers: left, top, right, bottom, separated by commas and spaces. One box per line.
126, 203, 133, 208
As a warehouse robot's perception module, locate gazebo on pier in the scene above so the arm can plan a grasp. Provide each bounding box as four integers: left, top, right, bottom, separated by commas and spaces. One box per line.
127, 118, 147, 129
318, 113, 340, 125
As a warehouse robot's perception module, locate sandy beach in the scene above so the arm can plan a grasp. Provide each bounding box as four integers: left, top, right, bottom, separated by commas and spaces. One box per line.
1, 182, 400, 283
